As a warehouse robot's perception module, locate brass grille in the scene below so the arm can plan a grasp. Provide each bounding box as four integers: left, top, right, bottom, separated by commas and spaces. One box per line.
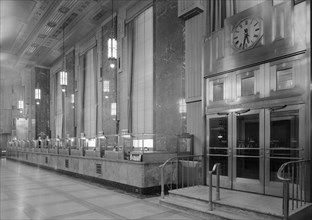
96, 164, 102, 174
65, 159, 69, 168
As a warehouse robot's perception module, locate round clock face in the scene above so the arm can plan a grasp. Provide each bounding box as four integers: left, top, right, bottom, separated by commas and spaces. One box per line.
232, 17, 263, 51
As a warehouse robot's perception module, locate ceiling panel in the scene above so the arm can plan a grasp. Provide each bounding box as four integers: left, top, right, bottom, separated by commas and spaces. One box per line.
1, 0, 138, 71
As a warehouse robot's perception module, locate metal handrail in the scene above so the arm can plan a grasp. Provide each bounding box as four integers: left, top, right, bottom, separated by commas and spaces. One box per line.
277, 159, 310, 220
160, 155, 204, 198
208, 163, 220, 211
160, 155, 221, 211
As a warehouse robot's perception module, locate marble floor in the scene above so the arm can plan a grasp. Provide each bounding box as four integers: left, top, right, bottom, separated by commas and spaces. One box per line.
0, 158, 205, 220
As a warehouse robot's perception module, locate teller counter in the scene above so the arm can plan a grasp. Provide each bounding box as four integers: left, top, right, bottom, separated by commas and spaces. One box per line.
6, 147, 177, 195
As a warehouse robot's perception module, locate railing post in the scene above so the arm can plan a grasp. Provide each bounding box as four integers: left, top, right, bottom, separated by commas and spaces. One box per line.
161, 166, 165, 199
283, 181, 289, 220
208, 171, 213, 211
216, 164, 220, 200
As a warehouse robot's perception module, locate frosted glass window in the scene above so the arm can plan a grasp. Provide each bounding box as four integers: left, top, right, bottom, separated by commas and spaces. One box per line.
84, 48, 97, 137
277, 68, 293, 90
213, 80, 224, 101
241, 72, 255, 96
132, 7, 153, 134
133, 139, 153, 149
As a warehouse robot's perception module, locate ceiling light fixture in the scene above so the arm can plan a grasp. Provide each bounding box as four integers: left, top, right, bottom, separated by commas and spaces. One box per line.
35, 83, 41, 105
60, 24, 67, 92
108, 0, 117, 69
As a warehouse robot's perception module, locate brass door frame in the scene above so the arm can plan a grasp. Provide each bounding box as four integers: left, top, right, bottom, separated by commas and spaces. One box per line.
206, 113, 232, 189
232, 109, 265, 194
264, 104, 305, 196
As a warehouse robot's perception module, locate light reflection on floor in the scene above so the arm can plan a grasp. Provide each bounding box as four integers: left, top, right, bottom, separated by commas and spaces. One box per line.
0, 158, 204, 220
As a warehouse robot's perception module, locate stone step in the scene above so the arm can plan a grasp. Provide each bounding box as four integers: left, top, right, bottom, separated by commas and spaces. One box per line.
168, 191, 282, 220
160, 196, 251, 220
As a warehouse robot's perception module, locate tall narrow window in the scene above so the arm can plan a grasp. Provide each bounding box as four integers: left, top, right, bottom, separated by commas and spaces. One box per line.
83, 48, 97, 137
55, 73, 63, 137
131, 7, 153, 136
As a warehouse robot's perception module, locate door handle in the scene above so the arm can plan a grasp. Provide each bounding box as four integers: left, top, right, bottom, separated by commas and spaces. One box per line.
235, 109, 250, 115
269, 105, 287, 112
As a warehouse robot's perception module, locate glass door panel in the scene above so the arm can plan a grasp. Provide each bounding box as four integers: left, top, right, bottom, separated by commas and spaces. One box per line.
233, 110, 264, 193
207, 115, 232, 188
265, 104, 305, 196
236, 114, 259, 179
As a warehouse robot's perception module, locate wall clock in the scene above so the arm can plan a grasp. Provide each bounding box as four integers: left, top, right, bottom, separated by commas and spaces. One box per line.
232, 17, 263, 51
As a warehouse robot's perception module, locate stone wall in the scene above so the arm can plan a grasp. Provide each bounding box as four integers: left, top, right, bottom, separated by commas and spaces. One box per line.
65, 50, 75, 137
154, 0, 186, 151
101, 18, 118, 135
35, 67, 50, 138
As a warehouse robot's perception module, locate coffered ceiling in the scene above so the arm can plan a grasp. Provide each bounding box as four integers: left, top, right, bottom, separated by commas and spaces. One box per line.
0, 0, 130, 71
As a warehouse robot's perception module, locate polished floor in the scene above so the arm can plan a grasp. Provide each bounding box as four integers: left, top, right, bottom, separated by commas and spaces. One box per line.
0, 158, 205, 220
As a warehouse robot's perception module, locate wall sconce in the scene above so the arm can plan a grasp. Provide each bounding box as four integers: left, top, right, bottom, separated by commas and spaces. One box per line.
111, 102, 117, 116
103, 80, 110, 92
178, 99, 186, 114
35, 87, 41, 105
18, 100, 24, 113
18, 100, 24, 109
60, 71, 67, 92
71, 94, 75, 108
60, 24, 67, 92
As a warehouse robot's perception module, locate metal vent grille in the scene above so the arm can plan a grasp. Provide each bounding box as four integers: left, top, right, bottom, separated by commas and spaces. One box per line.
96, 164, 102, 174
65, 159, 69, 168
45, 157, 48, 164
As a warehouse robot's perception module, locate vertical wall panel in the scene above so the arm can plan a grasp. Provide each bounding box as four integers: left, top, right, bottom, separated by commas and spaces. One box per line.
50, 73, 55, 138
185, 12, 205, 101
154, 0, 186, 151
119, 37, 128, 131
187, 102, 203, 155
185, 3, 206, 154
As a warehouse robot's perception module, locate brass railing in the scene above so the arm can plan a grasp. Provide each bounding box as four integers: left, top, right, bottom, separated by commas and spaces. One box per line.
277, 159, 310, 220
159, 155, 220, 211
208, 163, 220, 210
160, 155, 204, 198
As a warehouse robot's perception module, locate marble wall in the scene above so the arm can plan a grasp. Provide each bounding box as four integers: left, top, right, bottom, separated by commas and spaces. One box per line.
7, 149, 172, 192
154, 0, 186, 151
35, 67, 50, 138
101, 18, 118, 135
65, 50, 75, 137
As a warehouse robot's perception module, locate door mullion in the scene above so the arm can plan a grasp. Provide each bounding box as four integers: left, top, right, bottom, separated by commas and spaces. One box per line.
229, 113, 234, 189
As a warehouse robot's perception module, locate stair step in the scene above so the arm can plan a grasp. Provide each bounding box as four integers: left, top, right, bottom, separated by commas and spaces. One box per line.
168, 190, 283, 220
169, 191, 209, 207
160, 196, 251, 220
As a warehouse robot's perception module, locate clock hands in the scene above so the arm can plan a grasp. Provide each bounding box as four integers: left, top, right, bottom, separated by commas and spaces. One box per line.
243, 28, 250, 49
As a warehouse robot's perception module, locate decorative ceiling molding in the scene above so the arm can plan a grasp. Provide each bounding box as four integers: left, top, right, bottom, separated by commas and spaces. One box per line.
1, 0, 138, 70
17, 0, 62, 57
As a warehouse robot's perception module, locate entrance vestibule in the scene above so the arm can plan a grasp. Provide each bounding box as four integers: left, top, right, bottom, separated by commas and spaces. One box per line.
207, 104, 305, 196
